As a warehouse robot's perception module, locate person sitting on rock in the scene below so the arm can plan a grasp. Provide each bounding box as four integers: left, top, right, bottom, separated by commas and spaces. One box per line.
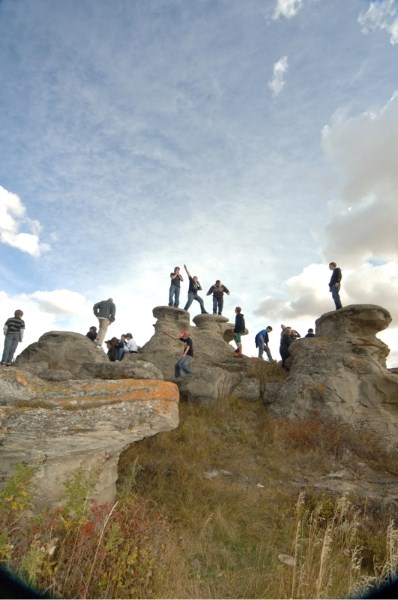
86, 326, 97, 342
305, 328, 316, 338
118, 333, 140, 360
106, 337, 121, 362
206, 280, 230, 315
183, 264, 208, 314
163, 330, 193, 379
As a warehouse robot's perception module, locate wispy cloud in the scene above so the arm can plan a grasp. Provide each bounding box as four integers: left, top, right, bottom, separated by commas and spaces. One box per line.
358, 0, 398, 45
273, 0, 304, 19
269, 56, 289, 96
0, 186, 50, 257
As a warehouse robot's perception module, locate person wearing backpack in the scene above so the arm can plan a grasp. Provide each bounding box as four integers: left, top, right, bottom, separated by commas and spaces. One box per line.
255, 326, 273, 361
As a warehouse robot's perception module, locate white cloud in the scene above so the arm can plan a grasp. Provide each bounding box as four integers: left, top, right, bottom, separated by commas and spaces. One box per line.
253, 262, 398, 366
273, 0, 304, 19
320, 92, 398, 264
358, 0, 398, 45
253, 92, 398, 366
269, 56, 289, 96
0, 186, 50, 257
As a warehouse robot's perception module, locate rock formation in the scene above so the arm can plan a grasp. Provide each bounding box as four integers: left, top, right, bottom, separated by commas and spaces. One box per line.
2, 303, 398, 511
0, 366, 178, 507
265, 304, 398, 440
139, 306, 250, 403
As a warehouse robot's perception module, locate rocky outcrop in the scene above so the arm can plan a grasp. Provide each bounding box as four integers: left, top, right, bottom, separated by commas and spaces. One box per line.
15, 331, 109, 373
264, 304, 398, 439
139, 306, 249, 403
0, 368, 178, 507
3, 303, 398, 511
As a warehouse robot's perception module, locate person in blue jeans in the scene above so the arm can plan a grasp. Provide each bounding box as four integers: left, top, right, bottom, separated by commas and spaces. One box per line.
328, 262, 343, 310
183, 264, 208, 314
1, 309, 25, 366
168, 266, 184, 308
163, 330, 193, 378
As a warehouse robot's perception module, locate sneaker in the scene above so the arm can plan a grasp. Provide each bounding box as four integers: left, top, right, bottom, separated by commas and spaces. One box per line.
233, 353, 243, 359
234, 349, 240, 353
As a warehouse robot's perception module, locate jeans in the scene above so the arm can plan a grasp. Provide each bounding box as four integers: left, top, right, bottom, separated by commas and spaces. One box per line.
184, 292, 206, 313
212, 296, 223, 315
118, 347, 129, 361
331, 285, 342, 310
96, 318, 110, 345
168, 283, 180, 307
175, 355, 192, 378
2, 332, 20, 363
258, 344, 273, 361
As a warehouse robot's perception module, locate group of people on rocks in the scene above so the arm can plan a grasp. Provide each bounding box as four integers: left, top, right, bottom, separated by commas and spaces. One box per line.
1, 261, 342, 368
86, 328, 140, 362
169, 264, 230, 315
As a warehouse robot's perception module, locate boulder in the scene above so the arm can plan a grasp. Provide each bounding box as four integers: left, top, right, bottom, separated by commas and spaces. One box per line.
15, 331, 109, 376
139, 306, 249, 402
264, 305, 398, 440
0, 368, 179, 507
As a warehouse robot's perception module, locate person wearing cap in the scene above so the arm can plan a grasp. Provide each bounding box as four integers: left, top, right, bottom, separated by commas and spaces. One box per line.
206, 279, 230, 315
163, 329, 194, 379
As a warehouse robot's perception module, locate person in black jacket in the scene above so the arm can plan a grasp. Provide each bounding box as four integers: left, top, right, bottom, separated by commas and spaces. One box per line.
279, 326, 293, 369
328, 262, 342, 310
233, 306, 245, 358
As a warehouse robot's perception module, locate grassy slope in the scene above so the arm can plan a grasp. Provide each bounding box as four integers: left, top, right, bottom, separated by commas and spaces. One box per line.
118, 393, 398, 599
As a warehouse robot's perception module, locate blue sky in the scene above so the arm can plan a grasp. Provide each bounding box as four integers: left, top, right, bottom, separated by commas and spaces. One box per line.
1, 0, 398, 363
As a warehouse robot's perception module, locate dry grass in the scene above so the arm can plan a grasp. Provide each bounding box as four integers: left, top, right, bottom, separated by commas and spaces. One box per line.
118, 397, 398, 598
2, 396, 398, 598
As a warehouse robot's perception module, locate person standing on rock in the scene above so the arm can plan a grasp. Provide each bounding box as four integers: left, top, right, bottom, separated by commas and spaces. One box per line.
93, 298, 116, 347
168, 266, 184, 308
233, 306, 245, 358
206, 280, 230, 315
163, 330, 194, 379
329, 262, 343, 310
255, 326, 273, 361
1, 309, 25, 366
183, 264, 208, 314
279, 326, 293, 369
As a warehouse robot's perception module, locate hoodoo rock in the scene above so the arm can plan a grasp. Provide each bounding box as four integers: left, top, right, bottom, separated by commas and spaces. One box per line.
264, 304, 398, 439
2, 303, 398, 511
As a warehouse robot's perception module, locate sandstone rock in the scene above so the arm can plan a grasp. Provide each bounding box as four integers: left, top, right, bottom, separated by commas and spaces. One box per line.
0, 368, 179, 508
77, 357, 164, 380
264, 304, 398, 440
15, 331, 109, 375
139, 306, 249, 403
